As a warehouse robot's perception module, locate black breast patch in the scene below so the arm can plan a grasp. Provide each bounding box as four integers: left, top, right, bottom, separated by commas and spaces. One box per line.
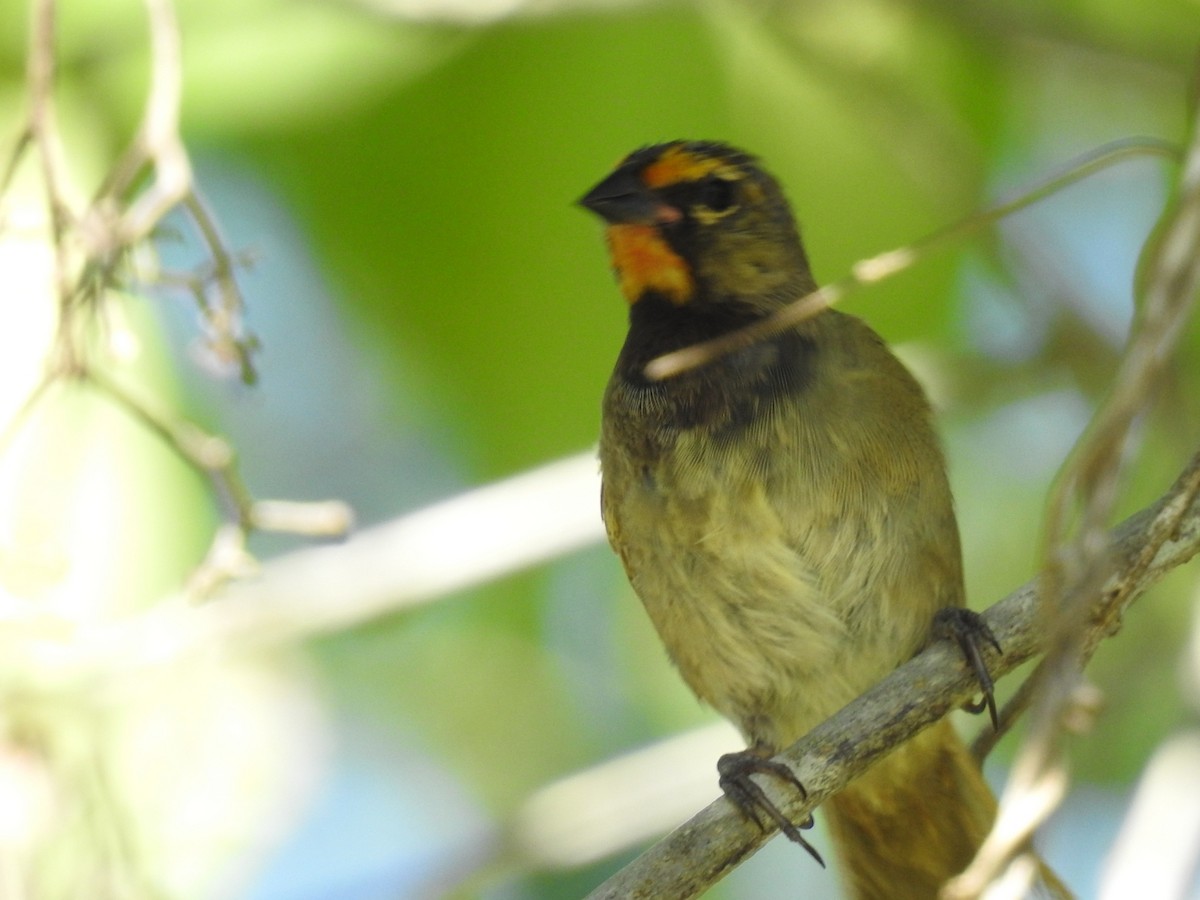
613, 294, 817, 433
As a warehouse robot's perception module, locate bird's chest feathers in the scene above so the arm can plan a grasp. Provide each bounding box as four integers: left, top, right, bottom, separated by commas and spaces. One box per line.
603, 423, 862, 739
600, 353, 863, 731
601, 328, 825, 580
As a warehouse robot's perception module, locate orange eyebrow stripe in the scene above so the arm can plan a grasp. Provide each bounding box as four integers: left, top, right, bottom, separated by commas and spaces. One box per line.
641, 145, 725, 189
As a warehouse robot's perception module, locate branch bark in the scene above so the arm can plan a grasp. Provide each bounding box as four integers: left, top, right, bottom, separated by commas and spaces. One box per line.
584, 448, 1200, 900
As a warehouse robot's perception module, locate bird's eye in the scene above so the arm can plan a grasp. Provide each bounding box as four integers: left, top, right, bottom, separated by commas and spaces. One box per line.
696, 177, 736, 213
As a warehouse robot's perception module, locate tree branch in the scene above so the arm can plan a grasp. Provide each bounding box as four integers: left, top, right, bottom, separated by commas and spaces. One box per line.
3, 0, 344, 601
945, 79, 1200, 899
43, 452, 603, 677
584, 448, 1200, 900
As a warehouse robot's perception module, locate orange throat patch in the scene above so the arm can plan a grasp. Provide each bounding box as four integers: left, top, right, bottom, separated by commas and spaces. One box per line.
606, 224, 695, 306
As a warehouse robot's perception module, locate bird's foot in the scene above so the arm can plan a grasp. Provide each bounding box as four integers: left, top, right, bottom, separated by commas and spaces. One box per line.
933, 606, 1004, 730
717, 747, 824, 866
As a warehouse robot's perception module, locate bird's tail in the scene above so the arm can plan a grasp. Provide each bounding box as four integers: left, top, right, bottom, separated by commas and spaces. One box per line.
824, 717, 1071, 899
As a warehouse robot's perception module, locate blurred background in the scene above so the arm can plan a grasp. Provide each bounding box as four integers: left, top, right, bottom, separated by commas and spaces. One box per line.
1, 0, 1199, 897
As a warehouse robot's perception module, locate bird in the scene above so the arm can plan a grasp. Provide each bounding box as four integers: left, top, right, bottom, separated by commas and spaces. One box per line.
579, 140, 1069, 898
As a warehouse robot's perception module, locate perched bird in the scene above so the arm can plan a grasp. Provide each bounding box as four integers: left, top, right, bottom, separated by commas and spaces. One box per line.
579, 141, 1067, 898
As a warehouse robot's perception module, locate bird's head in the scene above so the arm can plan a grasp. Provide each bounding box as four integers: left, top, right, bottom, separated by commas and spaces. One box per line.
579, 141, 816, 315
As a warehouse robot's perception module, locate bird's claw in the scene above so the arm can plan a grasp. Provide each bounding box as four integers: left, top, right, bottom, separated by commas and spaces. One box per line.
933, 606, 1003, 730
717, 749, 824, 866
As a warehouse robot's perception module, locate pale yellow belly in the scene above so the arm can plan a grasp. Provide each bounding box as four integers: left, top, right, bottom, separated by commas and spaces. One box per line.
607, 457, 936, 750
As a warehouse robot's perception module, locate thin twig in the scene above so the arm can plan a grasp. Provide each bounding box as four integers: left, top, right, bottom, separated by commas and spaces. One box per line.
0, 373, 56, 455
7, 0, 294, 599
100, 0, 190, 241
945, 96, 1200, 900
0, 126, 34, 232
180, 190, 259, 384
83, 369, 351, 595
85, 368, 249, 522
27, 0, 76, 334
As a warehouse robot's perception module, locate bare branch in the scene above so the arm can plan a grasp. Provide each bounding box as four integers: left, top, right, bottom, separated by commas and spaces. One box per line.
5, 0, 296, 599
51, 452, 603, 674
83, 369, 352, 596
178, 190, 260, 384
27, 0, 74, 317
946, 90, 1200, 900
92, 0, 188, 245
